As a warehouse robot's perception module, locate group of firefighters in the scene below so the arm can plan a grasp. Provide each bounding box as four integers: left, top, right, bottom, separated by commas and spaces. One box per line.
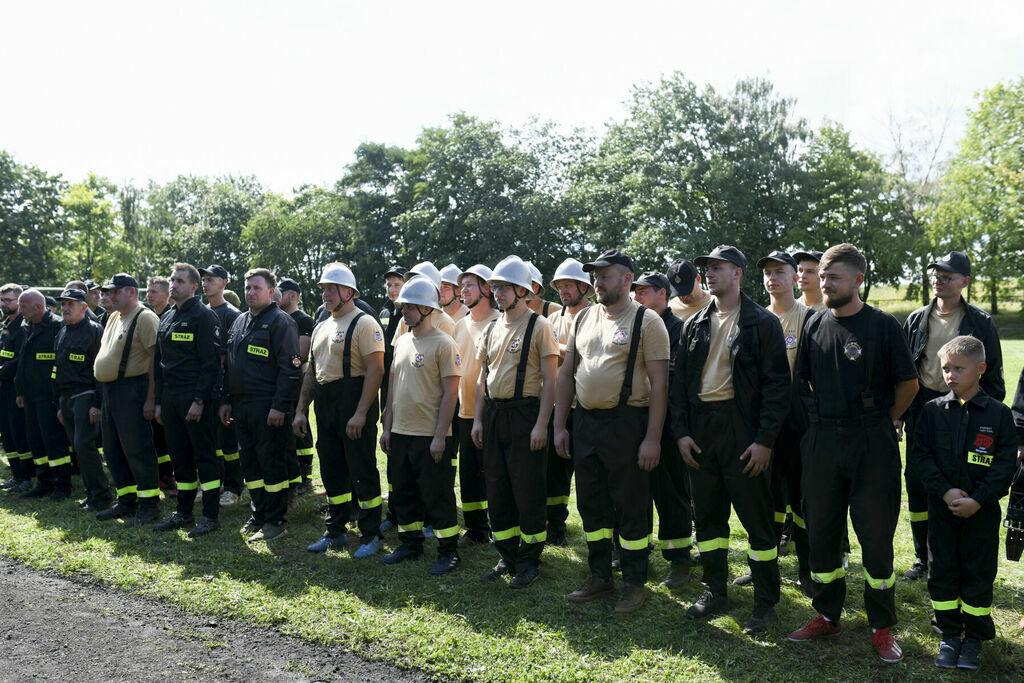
1, 242, 1022, 671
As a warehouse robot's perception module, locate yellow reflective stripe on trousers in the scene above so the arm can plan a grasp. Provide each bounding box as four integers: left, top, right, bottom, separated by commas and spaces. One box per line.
696, 537, 729, 553
462, 500, 488, 511
434, 525, 460, 539
116, 485, 137, 497
223, 451, 239, 462
932, 598, 961, 611
811, 567, 846, 584
201, 479, 221, 491
585, 528, 613, 542
358, 496, 383, 509
33, 456, 48, 466
157, 454, 171, 464
246, 479, 265, 490
296, 447, 315, 456
774, 511, 787, 523
619, 535, 650, 550
748, 546, 779, 562
792, 512, 806, 529
908, 510, 928, 522
493, 526, 521, 541
522, 530, 547, 544
398, 521, 424, 533
137, 488, 160, 499
659, 537, 693, 550
546, 495, 569, 506
176, 480, 199, 491
215, 449, 224, 457
961, 602, 991, 616
289, 476, 301, 485
48, 456, 72, 467
327, 492, 352, 505
262, 480, 285, 492
862, 568, 896, 590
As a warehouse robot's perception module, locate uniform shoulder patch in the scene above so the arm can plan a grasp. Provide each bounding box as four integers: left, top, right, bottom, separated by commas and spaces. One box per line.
374, 330, 383, 342
290, 354, 301, 368
455, 353, 461, 366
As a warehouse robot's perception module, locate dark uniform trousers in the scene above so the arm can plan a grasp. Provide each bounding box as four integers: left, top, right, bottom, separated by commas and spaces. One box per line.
483, 397, 547, 572
313, 378, 381, 542
690, 400, 779, 608
101, 376, 161, 506
904, 385, 945, 567
60, 393, 110, 506
457, 417, 490, 535
295, 406, 315, 483
25, 399, 71, 492
162, 392, 222, 519
216, 413, 243, 495
232, 397, 291, 526
152, 419, 173, 478
928, 497, 1000, 641
389, 433, 459, 554
574, 404, 652, 586
652, 421, 693, 565
545, 410, 574, 538
802, 413, 900, 629
1, 386, 33, 481
770, 424, 810, 585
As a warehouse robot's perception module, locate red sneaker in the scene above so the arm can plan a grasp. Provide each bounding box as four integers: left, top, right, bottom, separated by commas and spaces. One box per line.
788, 614, 842, 642
872, 627, 903, 663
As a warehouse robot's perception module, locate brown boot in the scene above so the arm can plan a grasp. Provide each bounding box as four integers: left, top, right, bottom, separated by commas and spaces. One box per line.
567, 575, 614, 603
659, 563, 690, 590
614, 584, 647, 613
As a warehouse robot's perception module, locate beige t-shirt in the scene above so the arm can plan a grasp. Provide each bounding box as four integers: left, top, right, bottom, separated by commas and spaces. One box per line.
94, 306, 160, 382
698, 306, 741, 402
476, 311, 559, 400
549, 305, 588, 365
453, 309, 499, 419
669, 292, 713, 321
392, 310, 456, 345
773, 301, 810, 378
446, 304, 470, 322
570, 301, 670, 410
310, 308, 385, 383
920, 306, 966, 392
390, 327, 462, 437
798, 295, 827, 313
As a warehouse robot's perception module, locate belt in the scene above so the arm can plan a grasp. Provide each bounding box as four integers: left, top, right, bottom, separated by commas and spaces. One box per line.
486, 396, 539, 410
810, 410, 888, 427
694, 398, 735, 414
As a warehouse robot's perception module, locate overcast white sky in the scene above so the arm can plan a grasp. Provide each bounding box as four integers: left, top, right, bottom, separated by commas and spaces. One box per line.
1, 1, 1021, 193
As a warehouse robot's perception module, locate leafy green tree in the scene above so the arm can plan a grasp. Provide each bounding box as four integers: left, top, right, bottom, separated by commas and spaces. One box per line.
59, 173, 131, 283
0, 151, 67, 286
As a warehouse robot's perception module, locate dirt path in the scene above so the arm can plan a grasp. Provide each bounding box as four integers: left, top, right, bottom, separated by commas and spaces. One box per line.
0, 557, 426, 682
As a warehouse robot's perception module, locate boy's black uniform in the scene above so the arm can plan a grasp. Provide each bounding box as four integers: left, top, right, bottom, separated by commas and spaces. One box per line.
911, 390, 1016, 641
903, 297, 1003, 572
1, 313, 32, 485
290, 308, 316, 488
209, 300, 243, 497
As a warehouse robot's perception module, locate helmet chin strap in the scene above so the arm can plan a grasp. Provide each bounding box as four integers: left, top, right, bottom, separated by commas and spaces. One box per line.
406, 305, 432, 329
330, 284, 353, 313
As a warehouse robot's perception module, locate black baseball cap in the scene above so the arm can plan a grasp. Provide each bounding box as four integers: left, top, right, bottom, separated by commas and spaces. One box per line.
58, 289, 88, 303
583, 249, 634, 273
278, 278, 301, 294
85, 280, 101, 291
44, 296, 57, 309
928, 251, 971, 277
792, 250, 824, 264
756, 250, 798, 271
632, 271, 671, 293
384, 265, 407, 279
100, 273, 139, 291
198, 264, 229, 280
695, 245, 747, 271
666, 259, 697, 297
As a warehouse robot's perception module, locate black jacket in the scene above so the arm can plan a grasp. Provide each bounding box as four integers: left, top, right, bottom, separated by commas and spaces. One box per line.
0, 313, 26, 389
224, 302, 301, 411
671, 293, 790, 448
155, 296, 222, 404
15, 311, 63, 403
911, 389, 1017, 506
54, 316, 103, 405
660, 307, 684, 382
904, 297, 1004, 401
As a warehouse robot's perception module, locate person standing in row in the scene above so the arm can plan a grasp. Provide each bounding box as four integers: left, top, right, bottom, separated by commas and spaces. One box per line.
439, 264, 468, 322
146, 275, 176, 494
667, 259, 711, 321
391, 262, 457, 339
379, 265, 406, 409
0, 283, 33, 492
279, 277, 317, 494
526, 262, 562, 318
793, 250, 826, 313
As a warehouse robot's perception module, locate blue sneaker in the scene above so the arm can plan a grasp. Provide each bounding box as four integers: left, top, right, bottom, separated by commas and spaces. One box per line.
307, 534, 347, 553
354, 536, 382, 558
379, 519, 394, 533
424, 525, 435, 538
382, 544, 423, 565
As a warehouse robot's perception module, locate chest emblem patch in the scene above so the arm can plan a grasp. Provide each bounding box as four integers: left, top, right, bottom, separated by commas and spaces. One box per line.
843, 340, 862, 361
413, 352, 425, 368
784, 333, 797, 349
333, 330, 345, 344
612, 328, 629, 345
973, 433, 994, 453
508, 337, 522, 353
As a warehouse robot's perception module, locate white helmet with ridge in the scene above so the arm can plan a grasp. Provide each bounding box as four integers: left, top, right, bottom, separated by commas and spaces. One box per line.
524, 261, 545, 293
549, 258, 594, 297
488, 255, 535, 295
458, 264, 493, 287
407, 261, 442, 291
396, 274, 440, 311
317, 262, 360, 296
439, 263, 462, 287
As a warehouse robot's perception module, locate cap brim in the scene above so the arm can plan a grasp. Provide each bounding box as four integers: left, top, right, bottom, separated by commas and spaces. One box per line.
792, 251, 820, 263
581, 260, 613, 272
927, 262, 957, 273
756, 256, 793, 270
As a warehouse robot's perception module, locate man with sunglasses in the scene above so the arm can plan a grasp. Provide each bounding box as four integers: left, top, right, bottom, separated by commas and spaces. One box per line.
899, 251, 1004, 581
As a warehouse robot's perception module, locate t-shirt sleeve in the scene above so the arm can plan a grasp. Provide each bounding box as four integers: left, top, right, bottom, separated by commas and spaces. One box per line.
641, 310, 670, 362
138, 311, 159, 349
438, 337, 463, 378
884, 313, 918, 384
475, 327, 488, 362
536, 318, 560, 358
391, 319, 407, 347
297, 315, 315, 337
358, 317, 386, 358
795, 316, 814, 382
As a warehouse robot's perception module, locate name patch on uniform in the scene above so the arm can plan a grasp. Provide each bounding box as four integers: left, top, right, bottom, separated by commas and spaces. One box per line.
69, 353, 86, 362
247, 344, 269, 358
785, 333, 797, 349
612, 329, 629, 345
968, 451, 992, 467
508, 337, 522, 353
171, 332, 194, 342
0, 349, 14, 358
412, 352, 425, 368
36, 352, 55, 361
843, 340, 862, 361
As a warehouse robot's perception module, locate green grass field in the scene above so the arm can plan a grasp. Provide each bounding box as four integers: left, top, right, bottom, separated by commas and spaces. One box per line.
2, 343, 1024, 680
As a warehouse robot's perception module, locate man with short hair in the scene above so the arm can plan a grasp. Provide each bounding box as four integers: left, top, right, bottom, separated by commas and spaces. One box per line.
788, 243, 918, 664
439, 264, 468, 322
93, 274, 163, 525
146, 275, 176, 494
147, 276, 171, 317
279, 277, 317, 494
0, 283, 33, 491
15, 289, 69, 500
221, 268, 301, 542
85, 281, 108, 325
153, 263, 224, 537
667, 259, 712, 321
379, 266, 406, 408
899, 251, 1003, 581
793, 250, 826, 312
554, 249, 670, 613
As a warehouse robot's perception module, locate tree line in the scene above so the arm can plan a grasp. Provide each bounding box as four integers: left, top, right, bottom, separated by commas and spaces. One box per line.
2, 73, 1021, 313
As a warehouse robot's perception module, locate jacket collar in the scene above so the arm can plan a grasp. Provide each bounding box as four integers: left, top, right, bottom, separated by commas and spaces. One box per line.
692, 292, 759, 326
937, 387, 988, 409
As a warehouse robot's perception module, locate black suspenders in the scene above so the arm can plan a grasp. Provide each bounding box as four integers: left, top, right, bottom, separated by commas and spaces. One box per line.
342, 312, 366, 378
483, 312, 539, 400
571, 305, 646, 407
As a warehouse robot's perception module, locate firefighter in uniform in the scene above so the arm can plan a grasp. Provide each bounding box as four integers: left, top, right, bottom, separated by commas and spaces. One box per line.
439, 264, 468, 322
632, 270, 693, 590
671, 246, 789, 634
391, 262, 457, 339
787, 244, 918, 664
54, 289, 110, 510
201, 264, 243, 507
279, 277, 317, 494
380, 275, 462, 574
545, 258, 594, 546
471, 255, 559, 587
15, 289, 71, 500
667, 259, 712, 321
554, 249, 670, 614
221, 268, 302, 542
152, 263, 224, 537
525, 261, 562, 318
295, 263, 385, 557
379, 266, 407, 408
1, 283, 33, 492
899, 251, 1003, 581
452, 264, 499, 544
793, 250, 826, 312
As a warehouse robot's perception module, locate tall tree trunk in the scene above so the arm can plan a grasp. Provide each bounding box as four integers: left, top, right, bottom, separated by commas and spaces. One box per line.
921, 264, 929, 306
989, 277, 999, 315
